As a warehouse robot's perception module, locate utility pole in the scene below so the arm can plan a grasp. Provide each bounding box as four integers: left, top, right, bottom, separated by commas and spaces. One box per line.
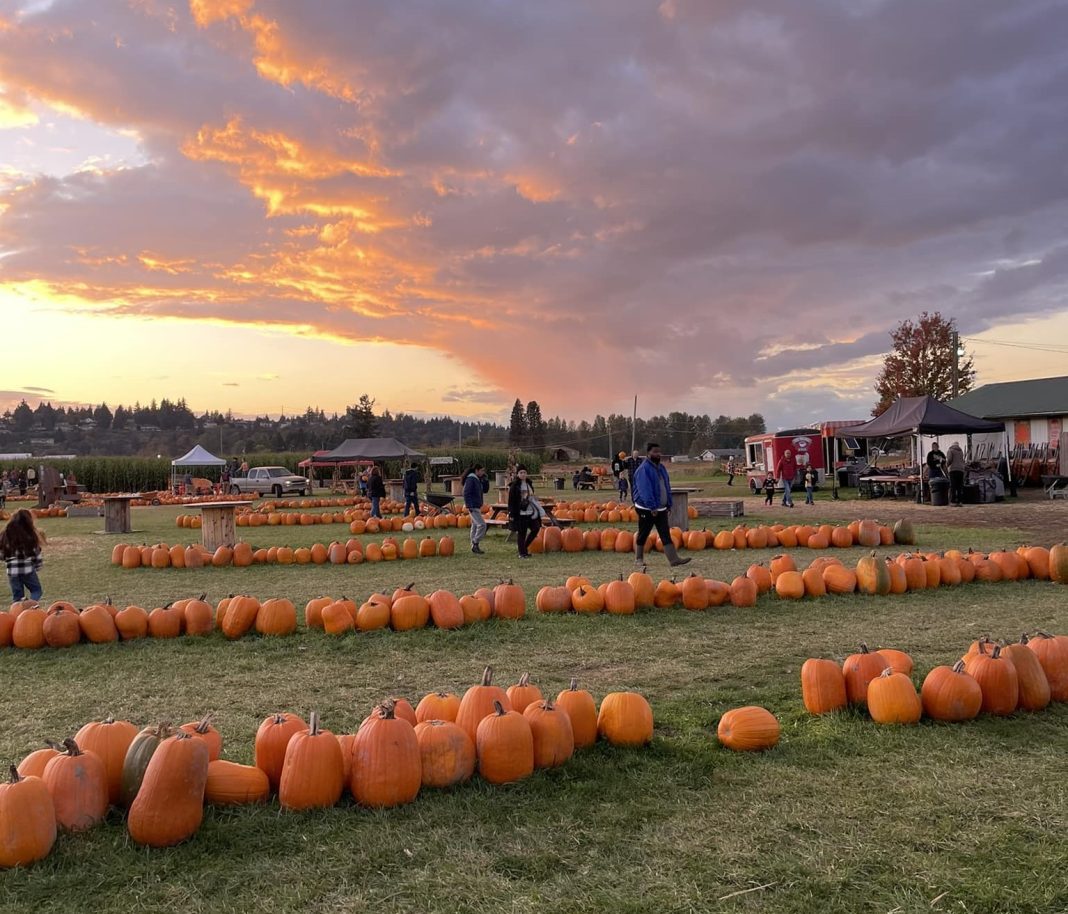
608, 421, 612, 461
631, 395, 637, 455
951, 330, 959, 399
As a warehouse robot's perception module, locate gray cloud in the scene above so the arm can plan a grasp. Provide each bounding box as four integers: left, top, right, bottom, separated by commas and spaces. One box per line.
0, 0, 1066, 425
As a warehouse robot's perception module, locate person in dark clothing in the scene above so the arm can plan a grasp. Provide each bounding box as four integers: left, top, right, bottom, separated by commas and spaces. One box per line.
946, 442, 966, 506
402, 462, 421, 516
763, 474, 776, 506
368, 466, 386, 518
631, 442, 690, 567
997, 455, 1017, 498
507, 466, 542, 559
926, 443, 946, 479
463, 465, 490, 553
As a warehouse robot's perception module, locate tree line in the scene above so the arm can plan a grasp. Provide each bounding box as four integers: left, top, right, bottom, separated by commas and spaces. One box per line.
1, 394, 764, 459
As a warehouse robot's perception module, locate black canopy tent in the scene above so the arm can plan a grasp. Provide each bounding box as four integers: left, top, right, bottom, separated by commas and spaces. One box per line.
837, 397, 1006, 503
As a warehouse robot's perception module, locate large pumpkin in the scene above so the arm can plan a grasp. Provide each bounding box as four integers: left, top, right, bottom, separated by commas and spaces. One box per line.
866, 669, 922, 724
800, 658, 847, 714
127, 732, 209, 848
42, 739, 108, 832
350, 701, 421, 808
962, 643, 1019, 716
855, 553, 890, 596
413, 720, 475, 788
921, 661, 982, 721
1000, 640, 1051, 711
492, 581, 526, 620
455, 666, 512, 743
1048, 543, 1068, 584
596, 692, 654, 747
523, 699, 575, 769
555, 678, 598, 749
717, 706, 780, 751
842, 644, 890, 705
74, 717, 138, 806
0, 767, 56, 869
279, 711, 344, 811
476, 701, 535, 785
1024, 631, 1068, 701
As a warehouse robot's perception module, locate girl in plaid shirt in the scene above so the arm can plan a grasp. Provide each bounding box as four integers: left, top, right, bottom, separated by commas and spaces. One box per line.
1, 509, 45, 601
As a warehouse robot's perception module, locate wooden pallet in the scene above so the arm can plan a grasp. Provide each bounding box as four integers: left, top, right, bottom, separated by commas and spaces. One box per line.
692, 499, 745, 518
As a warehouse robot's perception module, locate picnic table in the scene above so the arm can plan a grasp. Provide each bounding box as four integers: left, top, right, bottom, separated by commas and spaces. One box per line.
101, 494, 141, 534
858, 476, 920, 499
439, 475, 463, 497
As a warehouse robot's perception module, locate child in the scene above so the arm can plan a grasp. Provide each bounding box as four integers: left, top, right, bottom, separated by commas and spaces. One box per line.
763, 474, 775, 506
804, 468, 816, 505
1, 509, 44, 602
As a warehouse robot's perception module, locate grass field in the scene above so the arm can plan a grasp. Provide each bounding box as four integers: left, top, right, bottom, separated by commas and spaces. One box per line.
2, 489, 1067, 914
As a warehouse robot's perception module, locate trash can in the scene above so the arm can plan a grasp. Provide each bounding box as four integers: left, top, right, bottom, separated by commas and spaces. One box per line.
554, 477, 565, 491
929, 476, 949, 506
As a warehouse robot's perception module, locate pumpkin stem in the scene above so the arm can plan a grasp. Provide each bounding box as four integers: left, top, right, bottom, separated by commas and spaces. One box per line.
518, 673, 530, 687
1034, 630, 1052, 639
174, 731, 192, 741
308, 711, 321, 736
194, 714, 214, 734
951, 660, 966, 673
480, 666, 493, 686
492, 700, 507, 716
879, 667, 894, 678
543, 697, 555, 711
103, 715, 115, 725
378, 700, 396, 720
568, 677, 579, 691
859, 643, 870, 653
61, 737, 83, 756
1019, 633, 1029, 645
991, 644, 1003, 660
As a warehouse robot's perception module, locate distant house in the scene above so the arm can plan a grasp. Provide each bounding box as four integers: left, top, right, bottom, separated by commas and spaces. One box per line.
699, 448, 744, 462
949, 376, 1068, 447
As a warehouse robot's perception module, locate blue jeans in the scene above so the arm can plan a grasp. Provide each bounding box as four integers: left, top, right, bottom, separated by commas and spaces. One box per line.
403, 493, 420, 515
781, 478, 793, 506
9, 571, 42, 601
370, 496, 382, 518
805, 485, 814, 505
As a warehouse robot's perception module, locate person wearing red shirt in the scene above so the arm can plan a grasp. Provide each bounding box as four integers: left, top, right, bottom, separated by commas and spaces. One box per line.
775, 449, 798, 508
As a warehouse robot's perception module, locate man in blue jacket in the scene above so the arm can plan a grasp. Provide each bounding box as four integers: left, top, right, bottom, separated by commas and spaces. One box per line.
463, 464, 490, 554
632, 442, 690, 567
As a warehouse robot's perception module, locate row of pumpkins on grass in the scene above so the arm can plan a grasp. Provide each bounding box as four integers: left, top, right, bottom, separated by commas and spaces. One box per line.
707, 630, 1068, 754
536, 542, 1068, 615
0, 670, 653, 867
0, 581, 530, 646
12, 541, 1068, 648
110, 535, 458, 569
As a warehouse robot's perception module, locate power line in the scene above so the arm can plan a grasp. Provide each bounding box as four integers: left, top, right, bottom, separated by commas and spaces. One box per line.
963, 337, 1068, 354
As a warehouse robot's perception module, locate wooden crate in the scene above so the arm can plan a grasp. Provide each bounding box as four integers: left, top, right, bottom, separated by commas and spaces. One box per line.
692, 499, 745, 518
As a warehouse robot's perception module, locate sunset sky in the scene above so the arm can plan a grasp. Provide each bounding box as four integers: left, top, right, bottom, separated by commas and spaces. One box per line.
1, 0, 1067, 428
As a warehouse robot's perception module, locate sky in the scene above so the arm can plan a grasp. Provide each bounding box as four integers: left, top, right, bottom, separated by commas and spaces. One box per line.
1, 0, 1067, 429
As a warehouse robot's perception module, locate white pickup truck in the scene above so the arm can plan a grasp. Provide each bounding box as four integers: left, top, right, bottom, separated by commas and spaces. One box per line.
228, 466, 309, 498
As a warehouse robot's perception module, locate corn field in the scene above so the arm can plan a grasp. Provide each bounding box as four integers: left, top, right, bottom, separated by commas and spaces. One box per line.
1, 448, 540, 493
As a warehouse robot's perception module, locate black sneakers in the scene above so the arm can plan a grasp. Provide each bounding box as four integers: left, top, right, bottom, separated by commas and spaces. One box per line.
472, 544, 484, 554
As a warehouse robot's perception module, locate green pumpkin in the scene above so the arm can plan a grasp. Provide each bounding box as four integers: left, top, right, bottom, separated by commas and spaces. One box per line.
120, 724, 173, 808
893, 518, 916, 546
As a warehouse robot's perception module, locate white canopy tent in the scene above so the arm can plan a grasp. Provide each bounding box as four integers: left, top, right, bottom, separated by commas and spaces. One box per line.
171, 445, 227, 492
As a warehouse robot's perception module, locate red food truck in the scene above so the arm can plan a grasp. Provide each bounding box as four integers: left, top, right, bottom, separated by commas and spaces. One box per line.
744, 421, 868, 491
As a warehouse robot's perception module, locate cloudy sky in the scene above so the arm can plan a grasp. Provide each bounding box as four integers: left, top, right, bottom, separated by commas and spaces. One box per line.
1, 0, 1066, 428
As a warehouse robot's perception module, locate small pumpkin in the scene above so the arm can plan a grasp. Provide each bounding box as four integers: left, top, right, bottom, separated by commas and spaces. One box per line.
415, 691, 461, 724
120, 723, 174, 808
74, 717, 138, 806
414, 720, 476, 788
279, 711, 345, 811
962, 642, 1019, 716
523, 699, 575, 769
555, 678, 598, 749
866, 668, 922, 724
178, 715, 223, 762
42, 738, 109, 832
254, 713, 308, 793
205, 760, 270, 806
842, 644, 890, 706
800, 658, 847, 715
506, 673, 543, 714
921, 661, 982, 721
455, 666, 512, 743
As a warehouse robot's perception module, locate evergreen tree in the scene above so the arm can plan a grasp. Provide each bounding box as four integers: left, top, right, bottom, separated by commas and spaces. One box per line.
525, 401, 545, 449
11, 400, 33, 431
93, 403, 113, 430
509, 398, 528, 446
345, 394, 378, 437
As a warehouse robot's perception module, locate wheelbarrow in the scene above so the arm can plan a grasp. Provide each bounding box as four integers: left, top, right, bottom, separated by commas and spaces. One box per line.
423, 491, 456, 516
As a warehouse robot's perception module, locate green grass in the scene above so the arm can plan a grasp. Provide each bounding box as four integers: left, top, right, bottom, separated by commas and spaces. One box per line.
2, 503, 1067, 913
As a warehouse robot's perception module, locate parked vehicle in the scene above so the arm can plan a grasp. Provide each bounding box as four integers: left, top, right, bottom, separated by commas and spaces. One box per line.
743, 421, 868, 491
229, 467, 309, 497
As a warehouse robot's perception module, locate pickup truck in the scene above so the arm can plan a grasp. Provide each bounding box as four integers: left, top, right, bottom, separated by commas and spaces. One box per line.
229, 467, 309, 498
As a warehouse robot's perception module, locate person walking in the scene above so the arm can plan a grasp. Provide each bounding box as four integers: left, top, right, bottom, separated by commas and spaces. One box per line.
1, 509, 45, 602
18, 468, 27, 496
763, 473, 776, 506
367, 466, 386, 518
632, 442, 690, 567
402, 462, 421, 516
804, 467, 816, 505
464, 464, 489, 554
775, 448, 798, 508
612, 451, 628, 498
926, 442, 946, 479
508, 466, 542, 559
946, 441, 966, 506
726, 456, 736, 486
